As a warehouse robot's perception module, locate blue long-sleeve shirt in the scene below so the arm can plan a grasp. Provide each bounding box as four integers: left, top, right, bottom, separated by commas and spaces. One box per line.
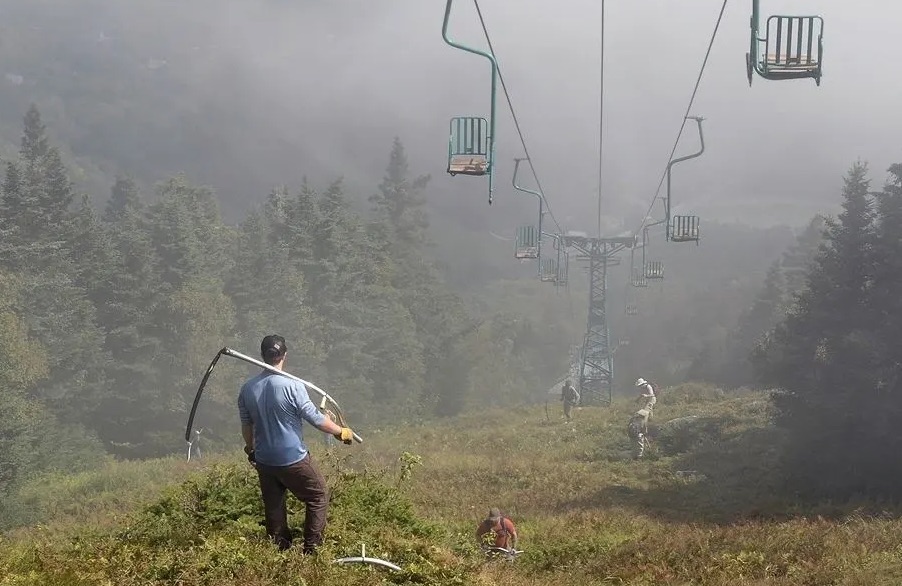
238, 371, 326, 466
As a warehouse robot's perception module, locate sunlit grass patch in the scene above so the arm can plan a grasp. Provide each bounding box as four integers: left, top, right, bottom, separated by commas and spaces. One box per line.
5, 384, 902, 584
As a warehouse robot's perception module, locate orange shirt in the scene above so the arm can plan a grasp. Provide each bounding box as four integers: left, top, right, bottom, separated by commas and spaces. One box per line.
476, 517, 517, 548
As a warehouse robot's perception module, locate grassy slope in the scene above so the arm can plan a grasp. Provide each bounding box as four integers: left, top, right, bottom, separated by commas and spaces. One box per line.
3, 384, 902, 585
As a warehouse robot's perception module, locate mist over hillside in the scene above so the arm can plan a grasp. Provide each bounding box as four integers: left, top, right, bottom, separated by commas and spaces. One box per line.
1, 0, 898, 229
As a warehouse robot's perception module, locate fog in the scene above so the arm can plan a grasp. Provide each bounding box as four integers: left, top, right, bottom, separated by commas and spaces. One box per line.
4, 0, 899, 232
178, 0, 902, 230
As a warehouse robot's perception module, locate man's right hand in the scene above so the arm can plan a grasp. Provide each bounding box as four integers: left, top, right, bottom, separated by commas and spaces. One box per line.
333, 427, 354, 445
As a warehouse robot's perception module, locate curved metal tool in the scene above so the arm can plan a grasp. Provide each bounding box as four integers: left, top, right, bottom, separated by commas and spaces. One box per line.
333, 543, 402, 572
185, 346, 363, 454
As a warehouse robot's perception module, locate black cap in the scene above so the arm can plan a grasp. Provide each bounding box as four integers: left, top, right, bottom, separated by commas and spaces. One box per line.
261, 335, 288, 362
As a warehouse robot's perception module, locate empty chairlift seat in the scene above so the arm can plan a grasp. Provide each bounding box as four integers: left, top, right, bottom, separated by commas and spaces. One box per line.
515, 225, 539, 259
748, 12, 823, 85
540, 258, 558, 282
631, 270, 648, 288
644, 261, 664, 280
554, 253, 569, 286
670, 215, 700, 243
447, 117, 491, 176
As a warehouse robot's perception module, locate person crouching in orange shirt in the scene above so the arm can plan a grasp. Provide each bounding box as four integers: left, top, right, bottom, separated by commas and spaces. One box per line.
476, 507, 519, 552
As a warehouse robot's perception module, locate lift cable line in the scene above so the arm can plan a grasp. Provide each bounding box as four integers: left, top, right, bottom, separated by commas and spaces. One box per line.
472, 0, 563, 235
633, 0, 729, 237
597, 0, 605, 237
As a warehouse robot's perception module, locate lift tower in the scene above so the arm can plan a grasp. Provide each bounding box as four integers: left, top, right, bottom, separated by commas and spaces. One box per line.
563, 234, 635, 406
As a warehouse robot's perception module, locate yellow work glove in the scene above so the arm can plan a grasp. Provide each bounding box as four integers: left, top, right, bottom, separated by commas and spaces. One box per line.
333, 427, 354, 445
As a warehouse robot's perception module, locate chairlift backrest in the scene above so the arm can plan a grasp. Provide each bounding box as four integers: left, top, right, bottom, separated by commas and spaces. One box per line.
631, 269, 648, 288
747, 1, 823, 86
644, 261, 664, 280
539, 257, 557, 282
765, 15, 822, 70
514, 225, 539, 259
554, 250, 569, 286
670, 215, 700, 244
448, 117, 490, 176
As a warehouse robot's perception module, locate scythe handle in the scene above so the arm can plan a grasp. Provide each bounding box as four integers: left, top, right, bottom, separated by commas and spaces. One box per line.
222, 347, 363, 444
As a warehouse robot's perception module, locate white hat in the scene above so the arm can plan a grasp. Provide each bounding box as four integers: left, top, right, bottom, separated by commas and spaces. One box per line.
636, 378, 647, 386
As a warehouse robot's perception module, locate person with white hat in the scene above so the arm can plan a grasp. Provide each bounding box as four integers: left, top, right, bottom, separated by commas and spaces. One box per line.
635, 377, 657, 413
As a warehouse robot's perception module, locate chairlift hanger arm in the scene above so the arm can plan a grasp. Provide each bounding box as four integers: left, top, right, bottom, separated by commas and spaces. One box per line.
640, 220, 665, 265
667, 117, 705, 172
442, 0, 498, 89
665, 116, 705, 240
513, 158, 543, 200
513, 157, 544, 268
443, 0, 498, 202
542, 232, 563, 252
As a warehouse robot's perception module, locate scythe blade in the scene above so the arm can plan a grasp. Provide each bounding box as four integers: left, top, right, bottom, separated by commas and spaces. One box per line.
185, 347, 227, 443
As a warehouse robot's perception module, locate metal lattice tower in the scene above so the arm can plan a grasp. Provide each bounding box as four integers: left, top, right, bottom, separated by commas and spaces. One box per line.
564, 235, 635, 406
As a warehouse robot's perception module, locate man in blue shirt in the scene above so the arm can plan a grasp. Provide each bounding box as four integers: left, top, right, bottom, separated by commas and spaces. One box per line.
238, 334, 355, 554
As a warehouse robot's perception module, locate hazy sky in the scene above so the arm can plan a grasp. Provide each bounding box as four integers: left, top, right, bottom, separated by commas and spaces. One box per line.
10, 0, 899, 234
186, 0, 900, 233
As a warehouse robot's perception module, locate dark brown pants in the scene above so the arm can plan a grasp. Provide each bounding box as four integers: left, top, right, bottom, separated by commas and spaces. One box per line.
255, 455, 329, 553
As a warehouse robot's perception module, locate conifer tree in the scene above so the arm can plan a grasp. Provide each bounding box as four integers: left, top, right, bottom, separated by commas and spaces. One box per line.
758, 162, 878, 495
369, 137, 430, 249
94, 178, 166, 454
780, 215, 827, 301
104, 175, 142, 223
0, 106, 106, 424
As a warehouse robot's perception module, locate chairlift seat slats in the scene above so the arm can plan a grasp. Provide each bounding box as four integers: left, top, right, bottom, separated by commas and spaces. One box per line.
670, 215, 700, 243
748, 9, 823, 85
448, 117, 491, 176
670, 231, 700, 242
644, 261, 664, 280
515, 225, 540, 259
554, 255, 569, 286
765, 54, 817, 68
449, 155, 489, 176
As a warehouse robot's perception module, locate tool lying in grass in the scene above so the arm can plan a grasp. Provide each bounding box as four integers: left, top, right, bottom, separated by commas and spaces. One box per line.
333, 543, 402, 571
484, 546, 524, 561
185, 346, 362, 459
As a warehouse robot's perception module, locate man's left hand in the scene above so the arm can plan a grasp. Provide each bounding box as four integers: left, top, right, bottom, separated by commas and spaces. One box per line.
243, 445, 256, 466
333, 427, 354, 445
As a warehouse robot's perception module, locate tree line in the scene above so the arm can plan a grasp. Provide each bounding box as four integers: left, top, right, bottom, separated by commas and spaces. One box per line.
0, 106, 572, 500
693, 160, 902, 499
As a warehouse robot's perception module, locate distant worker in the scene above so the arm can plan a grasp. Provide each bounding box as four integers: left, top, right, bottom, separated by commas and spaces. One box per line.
628, 408, 651, 458
560, 379, 580, 422
476, 507, 519, 553
635, 377, 657, 413
238, 334, 355, 554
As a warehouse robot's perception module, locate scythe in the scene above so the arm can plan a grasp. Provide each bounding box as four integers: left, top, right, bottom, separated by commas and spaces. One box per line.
185, 347, 363, 454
